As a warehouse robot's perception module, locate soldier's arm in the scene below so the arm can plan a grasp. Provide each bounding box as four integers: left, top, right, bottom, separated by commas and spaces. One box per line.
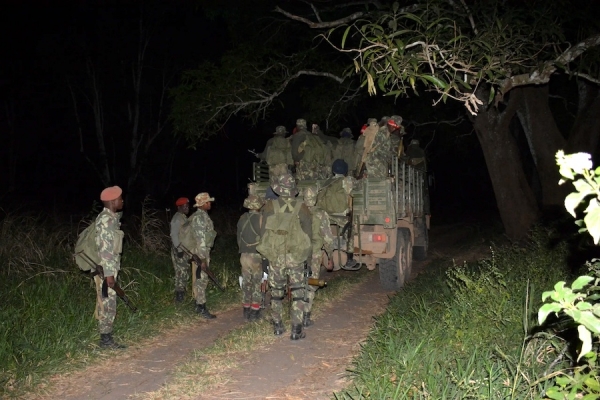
170, 214, 183, 248
96, 215, 119, 277
299, 203, 312, 239
260, 201, 274, 237
236, 215, 245, 250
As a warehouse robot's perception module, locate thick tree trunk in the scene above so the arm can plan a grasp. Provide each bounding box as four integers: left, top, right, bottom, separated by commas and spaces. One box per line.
473, 90, 540, 240
567, 80, 600, 154
516, 85, 568, 209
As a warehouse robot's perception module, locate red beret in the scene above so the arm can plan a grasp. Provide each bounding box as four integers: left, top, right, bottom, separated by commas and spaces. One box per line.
100, 186, 122, 201
175, 197, 189, 206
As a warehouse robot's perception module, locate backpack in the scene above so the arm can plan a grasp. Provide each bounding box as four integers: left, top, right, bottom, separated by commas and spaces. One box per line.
238, 212, 262, 249
74, 223, 100, 272
266, 136, 291, 166
256, 198, 311, 262
316, 178, 348, 214
178, 219, 196, 251
301, 134, 329, 163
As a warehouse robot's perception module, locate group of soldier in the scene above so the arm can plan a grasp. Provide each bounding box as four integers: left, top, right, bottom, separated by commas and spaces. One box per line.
89, 115, 426, 348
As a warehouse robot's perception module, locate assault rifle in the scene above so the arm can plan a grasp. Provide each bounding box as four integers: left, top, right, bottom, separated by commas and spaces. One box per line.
75, 251, 138, 312
178, 245, 225, 292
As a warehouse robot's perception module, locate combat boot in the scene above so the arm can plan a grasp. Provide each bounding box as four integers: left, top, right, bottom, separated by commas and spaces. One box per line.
302, 312, 314, 327
248, 308, 261, 321
243, 306, 251, 320
290, 324, 306, 340
273, 320, 285, 336
99, 333, 127, 349
175, 290, 185, 303
196, 303, 216, 319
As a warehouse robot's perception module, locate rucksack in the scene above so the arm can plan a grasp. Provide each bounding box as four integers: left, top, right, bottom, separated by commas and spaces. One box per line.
178, 219, 196, 251
301, 134, 329, 163
316, 178, 348, 214
238, 212, 262, 249
74, 223, 100, 272
256, 198, 311, 262
266, 136, 291, 166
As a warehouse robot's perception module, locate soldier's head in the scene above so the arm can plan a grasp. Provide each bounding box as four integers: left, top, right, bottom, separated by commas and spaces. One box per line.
332, 159, 349, 176
380, 116, 391, 126
340, 127, 353, 138
303, 186, 318, 207
194, 192, 215, 211
272, 173, 298, 198
367, 118, 378, 127
243, 194, 263, 211
296, 118, 307, 129
175, 197, 190, 214
409, 139, 420, 147
387, 115, 403, 134
274, 126, 287, 136
100, 186, 124, 212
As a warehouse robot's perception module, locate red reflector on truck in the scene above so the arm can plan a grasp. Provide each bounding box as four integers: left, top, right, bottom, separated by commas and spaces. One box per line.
372, 234, 385, 242
384, 217, 391, 223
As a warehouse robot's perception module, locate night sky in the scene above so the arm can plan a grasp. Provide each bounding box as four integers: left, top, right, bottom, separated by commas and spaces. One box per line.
0, 1, 495, 221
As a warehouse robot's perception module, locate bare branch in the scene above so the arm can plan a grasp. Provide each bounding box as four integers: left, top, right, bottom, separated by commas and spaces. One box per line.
274, 5, 365, 28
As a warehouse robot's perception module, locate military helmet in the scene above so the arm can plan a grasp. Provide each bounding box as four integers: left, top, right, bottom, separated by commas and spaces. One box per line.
339, 127, 353, 138
296, 118, 307, 129
275, 126, 287, 135
243, 195, 264, 210
410, 139, 420, 146
272, 173, 298, 197
332, 159, 349, 175
303, 186, 318, 207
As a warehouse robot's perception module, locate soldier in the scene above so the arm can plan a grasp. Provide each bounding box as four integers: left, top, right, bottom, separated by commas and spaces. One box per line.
170, 197, 191, 303
258, 125, 293, 184
95, 185, 126, 349
303, 186, 334, 327
362, 115, 392, 178
406, 139, 426, 169
237, 194, 264, 321
313, 123, 335, 179
388, 115, 406, 158
291, 118, 326, 181
334, 127, 356, 176
257, 173, 312, 340
355, 118, 379, 177
190, 192, 218, 319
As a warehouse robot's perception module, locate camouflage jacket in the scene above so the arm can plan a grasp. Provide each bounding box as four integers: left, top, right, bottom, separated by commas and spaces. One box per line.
170, 211, 187, 249
95, 208, 124, 277
367, 126, 391, 162
309, 206, 334, 254
190, 209, 217, 259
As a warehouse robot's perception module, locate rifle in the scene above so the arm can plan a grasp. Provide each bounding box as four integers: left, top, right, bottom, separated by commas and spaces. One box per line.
75, 251, 138, 312
178, 245, 225, 292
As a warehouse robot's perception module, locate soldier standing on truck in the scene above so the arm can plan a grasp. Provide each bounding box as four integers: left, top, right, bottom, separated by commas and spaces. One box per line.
334, 127, 356, 174
355, 118, 378, 176
302, 186, 334, 327
291, 119, 328, 181
388, 115, 406, 158
258, 126, 293, 184
360, 117, 390, 178
313, 123, 335, 179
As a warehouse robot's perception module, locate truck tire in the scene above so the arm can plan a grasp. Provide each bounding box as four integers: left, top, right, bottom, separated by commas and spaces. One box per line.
379, 228, 412, 290
413, 216, 429, 261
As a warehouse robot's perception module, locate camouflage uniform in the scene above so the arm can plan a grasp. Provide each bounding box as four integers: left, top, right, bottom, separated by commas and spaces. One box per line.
365, 124, 391, 178
170, 210, 191, 294
259, 174, 312, 340
315, 125, 335, 179
292, 119, 321, 181
303, 187, 334, 326
190, 193, 217, 318
259, 126, 292, 185
94, 208, 124, 335
237, 195, 264, 320
355, 119, 378, 175
335, 128, 356, 175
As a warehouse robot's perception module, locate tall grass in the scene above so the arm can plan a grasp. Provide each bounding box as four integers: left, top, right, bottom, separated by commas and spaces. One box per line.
335, 227, 572, 399
0, 204, 241, 398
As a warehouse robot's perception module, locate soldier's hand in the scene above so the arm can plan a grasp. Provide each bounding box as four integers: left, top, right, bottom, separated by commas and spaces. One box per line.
106, 275, 116, 288
201, 261, 208, 271
328, 259, 334, 269
177, 250, 184, 258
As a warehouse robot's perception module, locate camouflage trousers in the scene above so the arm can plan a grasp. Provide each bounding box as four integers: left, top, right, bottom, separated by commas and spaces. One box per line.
296, 161, 321, 181
94, 272, 118, 335
192, 260, 209, 304
268, 254, 306, 325
268, 164, 290, 185
306, 251, 323, 313
366, 158, 388, 178
171, 248, 191, 292
240, 252, 263, 307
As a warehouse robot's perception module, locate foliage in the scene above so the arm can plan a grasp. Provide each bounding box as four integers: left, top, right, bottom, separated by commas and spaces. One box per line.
536, 151, 600, 398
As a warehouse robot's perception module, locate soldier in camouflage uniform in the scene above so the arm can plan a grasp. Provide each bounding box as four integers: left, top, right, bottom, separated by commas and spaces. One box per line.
291, 119, 321, 181
302, 186, 334, 327
258, 125, 293, 185
170, 197, 191, 303
388, 115, 406, 158
190, 192, 218, 319
355, 118, 379, 176
313, 124, 335, 179
258, 173, 312, 340
363, 116, 392, 178
335, 128, 356, 175
95, 186, 126, 349
237, 195, 264, 321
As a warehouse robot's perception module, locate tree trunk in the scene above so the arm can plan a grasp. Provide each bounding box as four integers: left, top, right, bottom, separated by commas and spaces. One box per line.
473, 90, 540, 240
516, 85, 568, 209
567, 80, 600, 154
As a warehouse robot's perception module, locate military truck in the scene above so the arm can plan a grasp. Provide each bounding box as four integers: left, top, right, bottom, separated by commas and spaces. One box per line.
249, 155, 429, 291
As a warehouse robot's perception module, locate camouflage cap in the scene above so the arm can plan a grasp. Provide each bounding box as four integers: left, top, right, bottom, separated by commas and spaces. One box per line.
275, 126, 288, 135
339, 127, 353, 138
303, 186, 318, 206
193, 192, 215, 208
272, 173, 298, 197
243, 194, 263, 210
296, 118, 307, 129
367, 118, 378, 127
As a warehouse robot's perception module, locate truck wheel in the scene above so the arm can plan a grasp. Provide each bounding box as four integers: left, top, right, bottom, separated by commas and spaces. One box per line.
413, 216, 429, 261
379, 228, 412, 290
